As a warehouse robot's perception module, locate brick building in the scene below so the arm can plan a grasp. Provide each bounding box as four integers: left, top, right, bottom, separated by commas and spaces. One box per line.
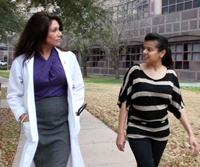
87, 0, 200, 81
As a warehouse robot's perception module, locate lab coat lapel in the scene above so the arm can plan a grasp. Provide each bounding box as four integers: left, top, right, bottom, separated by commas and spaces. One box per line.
56, 49, 73, 88
25, 57, 38, 142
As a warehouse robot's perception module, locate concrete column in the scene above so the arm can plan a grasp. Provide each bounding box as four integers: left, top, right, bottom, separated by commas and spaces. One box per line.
154, 0, 162, 15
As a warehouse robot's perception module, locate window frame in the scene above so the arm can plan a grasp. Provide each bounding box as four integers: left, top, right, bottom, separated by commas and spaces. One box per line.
162, 0, 196, 14
169, 42, 200, 69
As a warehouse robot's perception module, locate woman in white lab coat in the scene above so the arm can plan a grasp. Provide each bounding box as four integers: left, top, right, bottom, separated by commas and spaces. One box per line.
7, 12, 85, 167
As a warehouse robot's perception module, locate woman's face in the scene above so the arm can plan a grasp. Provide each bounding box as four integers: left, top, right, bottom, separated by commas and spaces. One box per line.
143, 40, 165, 65
45, 20, 62, 47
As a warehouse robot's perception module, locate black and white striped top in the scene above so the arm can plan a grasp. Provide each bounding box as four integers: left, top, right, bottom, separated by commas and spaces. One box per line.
118, 64, 184, 141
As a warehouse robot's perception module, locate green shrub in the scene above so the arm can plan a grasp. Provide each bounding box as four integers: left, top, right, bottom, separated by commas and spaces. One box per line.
0, 66, 7, 70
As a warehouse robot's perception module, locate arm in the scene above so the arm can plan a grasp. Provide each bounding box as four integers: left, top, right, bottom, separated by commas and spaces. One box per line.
116, 102, 128, 152
168, 72, 199, 155
179, 108, 199, 155
116, 67, 134, 151
7, 58, 28, 122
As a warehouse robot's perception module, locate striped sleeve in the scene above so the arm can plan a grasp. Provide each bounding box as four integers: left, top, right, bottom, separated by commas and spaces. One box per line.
168, 73, 184, 119
117, 66, 135, 108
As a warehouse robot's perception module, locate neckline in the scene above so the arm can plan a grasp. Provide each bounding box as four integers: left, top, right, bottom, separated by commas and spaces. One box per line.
139, 64, 167, 81
39, 48, 56, 62
39, 54, 49, 61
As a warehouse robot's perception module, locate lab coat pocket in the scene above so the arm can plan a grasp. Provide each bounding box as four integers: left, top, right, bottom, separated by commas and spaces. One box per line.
23, 122, 32, 141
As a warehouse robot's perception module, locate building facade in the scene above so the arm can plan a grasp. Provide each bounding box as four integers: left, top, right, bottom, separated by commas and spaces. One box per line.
88, 0, 200, 81
0, 43, 7, 62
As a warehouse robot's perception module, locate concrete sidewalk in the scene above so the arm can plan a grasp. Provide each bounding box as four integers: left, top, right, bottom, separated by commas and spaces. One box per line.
78, 111, 136, 167
179, 82, 200, 87
10, 109, 136, 167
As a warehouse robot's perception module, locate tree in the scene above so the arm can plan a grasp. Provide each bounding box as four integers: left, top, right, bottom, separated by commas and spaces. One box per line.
63, 21, 108, 77
98, 0, 140, 79
18, 0, 109, 77
18, 0, 108, 33
0, 0, 26, 42
62, 31, 92, 77
58, 0, 109, 77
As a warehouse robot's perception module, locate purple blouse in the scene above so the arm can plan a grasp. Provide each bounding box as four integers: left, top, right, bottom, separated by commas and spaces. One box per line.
34, 48, 67, 101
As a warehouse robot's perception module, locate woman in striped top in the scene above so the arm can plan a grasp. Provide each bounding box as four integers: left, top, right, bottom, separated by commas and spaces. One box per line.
116, 33, 199, 167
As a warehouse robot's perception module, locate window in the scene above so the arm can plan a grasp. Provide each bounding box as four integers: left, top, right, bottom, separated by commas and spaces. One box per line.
170, 0, 176, 4
169, 42, 200, 69
177, 3, 184, 11
151, 0, 155, 16
177, 0, 183, 3
162, 0, 168, 6
137, 1, 150, 19
194, 0, 200, 7
193, 53, 200, 60
162, 7, 168, 14
88, 49, 106, 67
128, 1, 133, 15
176, 44, 183, 52
162, 0, 197, 14
117, 0, 154, 20
120, 45, 143, 68
185, 2, 192, 9
118, 5, 123, 18
169, 5, 176, 12
193, 43, 200, 51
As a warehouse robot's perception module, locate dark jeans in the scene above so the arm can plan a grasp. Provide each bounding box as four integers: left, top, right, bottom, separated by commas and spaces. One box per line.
128, 138, 167, 167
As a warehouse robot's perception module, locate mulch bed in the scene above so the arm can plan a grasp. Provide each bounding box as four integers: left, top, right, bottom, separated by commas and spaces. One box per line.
0, 87, 20, 167
0, 109, 20, 167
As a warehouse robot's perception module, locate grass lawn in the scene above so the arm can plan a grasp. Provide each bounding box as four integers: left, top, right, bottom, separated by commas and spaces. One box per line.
182, 87, 200, 92
0, 71, 9, 78
84, 76, 122, 84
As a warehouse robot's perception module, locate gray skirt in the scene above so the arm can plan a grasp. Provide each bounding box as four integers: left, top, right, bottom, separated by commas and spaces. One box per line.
34, 96, 70, 167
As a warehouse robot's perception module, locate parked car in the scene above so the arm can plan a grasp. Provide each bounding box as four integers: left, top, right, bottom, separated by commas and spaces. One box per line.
0, 60, 7, 66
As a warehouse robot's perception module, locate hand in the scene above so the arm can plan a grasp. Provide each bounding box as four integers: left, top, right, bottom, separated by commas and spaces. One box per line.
20, 114, 29, 122
23, 116, 29, 122
189, 135, 199, 156
116, 134, 126, 152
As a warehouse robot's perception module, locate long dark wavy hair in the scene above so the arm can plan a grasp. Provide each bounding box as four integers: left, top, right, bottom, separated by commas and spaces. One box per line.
144, 33, 173, 69
14, 12, 64, 64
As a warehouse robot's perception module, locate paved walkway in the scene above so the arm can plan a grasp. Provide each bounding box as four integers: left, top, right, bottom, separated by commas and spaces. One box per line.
11, 110, 136, 167
1, 100, 136, 167
179, 82, 200, 87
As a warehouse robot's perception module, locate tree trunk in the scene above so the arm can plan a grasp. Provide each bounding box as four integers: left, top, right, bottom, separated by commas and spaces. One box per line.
115, 67, 120, 79
81, 44, 88, 77
81, 54, 88, 78
83, 64, 87, 77
114, 49, 120, 79
114, 56, 120, 79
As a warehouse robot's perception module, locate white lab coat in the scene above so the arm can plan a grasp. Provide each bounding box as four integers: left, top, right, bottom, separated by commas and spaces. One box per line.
7, 48, 85, 167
